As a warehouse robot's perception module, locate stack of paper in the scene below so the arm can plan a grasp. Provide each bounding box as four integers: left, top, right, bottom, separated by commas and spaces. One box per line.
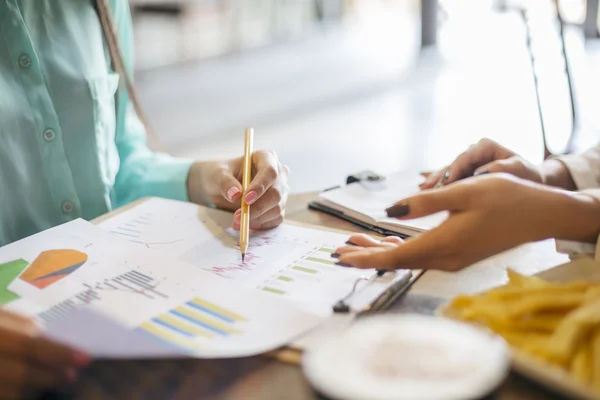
0, 198, 410, 359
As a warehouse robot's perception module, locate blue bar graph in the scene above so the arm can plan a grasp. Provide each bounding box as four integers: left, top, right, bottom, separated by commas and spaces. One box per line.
170, 310, 228, 336
151, 318, 195, 337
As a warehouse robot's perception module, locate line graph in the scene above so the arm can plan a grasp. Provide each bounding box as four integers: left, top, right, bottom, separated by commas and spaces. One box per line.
130, 239, 184, 249
179, 232, 297, 280
106, 211, 188, 249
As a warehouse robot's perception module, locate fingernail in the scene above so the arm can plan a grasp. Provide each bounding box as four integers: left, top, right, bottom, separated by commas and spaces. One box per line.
244, 191, 258, 205
331, 253, 340, 259
226, 187, 241, 202
385, 202, 410, 218
73, 351, 91, 367
474, 170, 489, 176
335, 261, 353, 268
377, 270, 386, 277
235, 213, 241, 222
345, 240, 356, 246
442, 170, 451, 181
65, 369, 78, 383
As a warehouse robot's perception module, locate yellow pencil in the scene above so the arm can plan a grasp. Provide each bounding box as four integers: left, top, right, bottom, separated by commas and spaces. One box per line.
240, 127, 254, 262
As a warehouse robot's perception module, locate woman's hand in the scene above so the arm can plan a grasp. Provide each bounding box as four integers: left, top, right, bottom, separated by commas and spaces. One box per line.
0, 309, 91, 400
334, 234, 404, 256
336, 174, 600, 272
187, 151, 290, 230
420, 138, 544, 189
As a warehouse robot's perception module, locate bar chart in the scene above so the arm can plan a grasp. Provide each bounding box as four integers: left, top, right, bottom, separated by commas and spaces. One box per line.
256, 245, 370, 313
137, 297, 247, 353
37, 269, 166, 325
260, 246, 337, 295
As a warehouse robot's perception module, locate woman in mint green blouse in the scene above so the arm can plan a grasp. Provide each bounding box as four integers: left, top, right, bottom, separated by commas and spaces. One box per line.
0, 1, 288, 394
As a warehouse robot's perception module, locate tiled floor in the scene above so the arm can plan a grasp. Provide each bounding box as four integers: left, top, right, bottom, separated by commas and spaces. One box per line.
136, 6, 600, 193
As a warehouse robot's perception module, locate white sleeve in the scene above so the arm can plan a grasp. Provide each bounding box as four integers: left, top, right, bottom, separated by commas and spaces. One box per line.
555, 145, 600, 190
555, 188, 600, 260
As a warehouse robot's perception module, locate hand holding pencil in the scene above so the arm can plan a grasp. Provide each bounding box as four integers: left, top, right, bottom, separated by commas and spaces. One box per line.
185, 129, 290, 234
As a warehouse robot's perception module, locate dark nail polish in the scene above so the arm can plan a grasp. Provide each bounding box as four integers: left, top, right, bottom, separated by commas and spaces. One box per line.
385, 203, 410, 218
442, 170, 451, 181
474, 170, 489, 176
345, 240, 356, 246
331, 253, 340, 259
335, 261, 353, 268
376, 270, 386, 277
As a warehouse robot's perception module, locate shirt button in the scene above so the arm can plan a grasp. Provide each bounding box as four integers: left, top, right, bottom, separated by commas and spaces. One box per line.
18, 54, 31, 69
62, 201, 74, 214
43, 129, 56, 142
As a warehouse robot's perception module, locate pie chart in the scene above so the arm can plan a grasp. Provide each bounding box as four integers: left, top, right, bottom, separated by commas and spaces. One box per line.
19, 249, 88, 289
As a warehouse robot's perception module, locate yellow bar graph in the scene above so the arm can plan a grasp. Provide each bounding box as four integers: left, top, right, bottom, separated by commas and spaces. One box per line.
306, 257, 335, 265
319, 247, 335, 253
157, 314, 213, 338
190, 297, 247, 322
175, 306, 242, 334
139, 322, 201, 351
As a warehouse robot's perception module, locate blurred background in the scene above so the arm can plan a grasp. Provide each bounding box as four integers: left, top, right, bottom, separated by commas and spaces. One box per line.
130, 0, 600, 192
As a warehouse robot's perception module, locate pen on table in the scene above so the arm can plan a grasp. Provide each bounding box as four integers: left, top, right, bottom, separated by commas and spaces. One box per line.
240, 127, 254, 262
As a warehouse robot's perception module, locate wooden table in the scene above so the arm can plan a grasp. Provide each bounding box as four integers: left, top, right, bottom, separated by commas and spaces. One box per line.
57, 193, 572, 400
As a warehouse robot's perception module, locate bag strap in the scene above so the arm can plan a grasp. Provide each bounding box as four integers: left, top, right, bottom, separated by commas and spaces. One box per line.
94, 0, 164, 151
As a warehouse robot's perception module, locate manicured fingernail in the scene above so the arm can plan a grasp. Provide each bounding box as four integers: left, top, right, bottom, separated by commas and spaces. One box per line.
65, 369, 78, 383
474, 170, 489, 176
377, 270, 386, 277
335, 261, 353, 268
345, 240, 356, 246
442, 170, 451, 181
331, 253, 340, 259
385, 202, 410, 218
244, 191, 258, 205
235, 212, 241, 222
73, 351, 91, 367
226, 187, 241, 202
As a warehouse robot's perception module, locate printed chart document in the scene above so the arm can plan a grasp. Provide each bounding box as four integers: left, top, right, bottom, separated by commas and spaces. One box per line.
99, 198, 411, 316
314, 171, 448, 236
0, 220, 323, 358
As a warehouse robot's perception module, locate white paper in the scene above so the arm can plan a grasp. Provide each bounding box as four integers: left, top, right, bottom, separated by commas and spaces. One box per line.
319, 171, 448, 232
1, 220, 325, 358
99, 198, 411, 316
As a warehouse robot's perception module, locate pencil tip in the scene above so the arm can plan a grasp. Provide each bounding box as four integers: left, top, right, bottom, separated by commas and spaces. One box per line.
242, 253, 245, 263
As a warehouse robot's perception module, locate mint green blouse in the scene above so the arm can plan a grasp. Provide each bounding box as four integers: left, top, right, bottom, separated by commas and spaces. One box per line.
0, 1, 193, 246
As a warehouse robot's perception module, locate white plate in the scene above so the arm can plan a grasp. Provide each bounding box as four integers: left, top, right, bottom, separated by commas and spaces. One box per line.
302, 314, 509, 400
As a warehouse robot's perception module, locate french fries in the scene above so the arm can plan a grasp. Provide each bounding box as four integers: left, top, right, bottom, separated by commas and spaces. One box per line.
446, 270, 600, 392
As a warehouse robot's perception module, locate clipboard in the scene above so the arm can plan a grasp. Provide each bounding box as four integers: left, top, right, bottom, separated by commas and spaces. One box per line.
308, 200, 410, 239
308, 170, 415, 238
